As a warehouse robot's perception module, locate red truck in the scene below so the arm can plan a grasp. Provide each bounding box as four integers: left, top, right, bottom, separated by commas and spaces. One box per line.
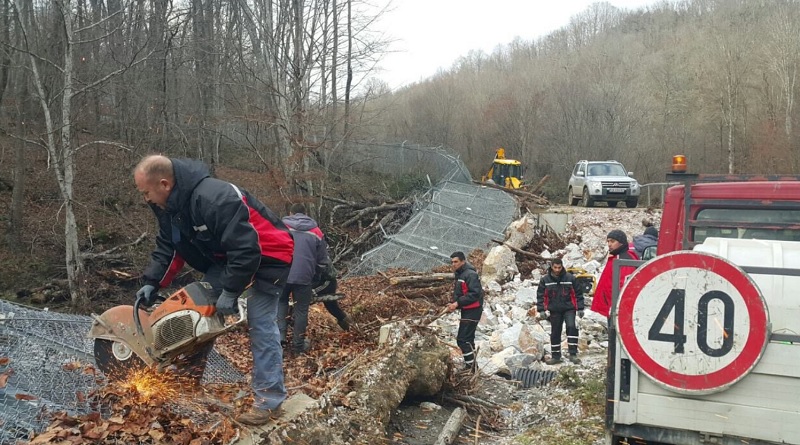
605, 156, 800, 445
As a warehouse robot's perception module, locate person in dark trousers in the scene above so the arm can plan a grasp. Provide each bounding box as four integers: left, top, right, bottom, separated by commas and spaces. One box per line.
278, 203, 350, 354
591, 229, 639, 318
536, 258, 584, 365
133, 155, 293, 426
633, 226, 658, 260
311, 275, 351, 331
446, 251, 484, 373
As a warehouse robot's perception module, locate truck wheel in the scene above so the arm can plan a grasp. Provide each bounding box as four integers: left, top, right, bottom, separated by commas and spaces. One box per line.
626, 198, 639, 208
607, 201, 618, 208
569, 188, 580, 206
582, 188, 594, 207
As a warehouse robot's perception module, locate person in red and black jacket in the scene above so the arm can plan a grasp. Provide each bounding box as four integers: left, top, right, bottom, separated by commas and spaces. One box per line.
536, 258, 584, 365
133, 155, 293, 426
591, 229, 639, 319
446, 251, 484, 373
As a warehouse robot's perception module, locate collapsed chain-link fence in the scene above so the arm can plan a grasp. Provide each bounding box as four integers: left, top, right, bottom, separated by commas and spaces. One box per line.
348, 180, 518, 275
0, 300, 244, 444
341, 143, 518, 276
330, 141, 473, 184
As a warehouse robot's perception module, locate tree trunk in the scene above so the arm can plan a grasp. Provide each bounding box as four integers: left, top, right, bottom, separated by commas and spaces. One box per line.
58, 0, 85, 305
342, 0, 352, 141
265, 323, 450, 444
7, 135, 25, 248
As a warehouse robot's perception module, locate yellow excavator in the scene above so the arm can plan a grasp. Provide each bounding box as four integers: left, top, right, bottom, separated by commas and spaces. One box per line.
483, 148, 524, 189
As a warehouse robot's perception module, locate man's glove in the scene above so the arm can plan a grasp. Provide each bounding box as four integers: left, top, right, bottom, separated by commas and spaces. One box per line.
136, 285, 158, 307
577, 310, 585, 318
538, 310, 550, 320
216, 290, 240, 315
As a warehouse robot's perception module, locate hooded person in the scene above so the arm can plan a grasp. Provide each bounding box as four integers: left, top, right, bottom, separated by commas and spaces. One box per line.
633, 226, 658, 259
590, 230, 639, 318
278, 203, 351, 354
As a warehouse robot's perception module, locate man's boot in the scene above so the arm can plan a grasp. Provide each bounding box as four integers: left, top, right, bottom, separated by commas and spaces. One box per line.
337, 315, 352, 331
568, 354, 581, 364
545, 355, 563, 365
236, 405, 284, 426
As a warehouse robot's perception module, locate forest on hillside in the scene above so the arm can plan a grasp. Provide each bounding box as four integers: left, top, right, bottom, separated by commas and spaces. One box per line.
372, 0, 800, 192
0, 0, 799, 299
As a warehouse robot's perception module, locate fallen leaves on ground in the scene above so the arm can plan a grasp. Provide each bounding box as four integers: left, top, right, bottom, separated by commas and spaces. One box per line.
28, 252, 487, 444
27, 368, 243, 444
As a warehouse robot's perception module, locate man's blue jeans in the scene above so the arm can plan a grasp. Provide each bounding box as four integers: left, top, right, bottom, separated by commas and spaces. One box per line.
204, 265, 287, 410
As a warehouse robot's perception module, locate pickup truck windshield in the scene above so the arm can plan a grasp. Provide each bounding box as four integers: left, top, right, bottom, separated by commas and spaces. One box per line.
694, 208, 800, 243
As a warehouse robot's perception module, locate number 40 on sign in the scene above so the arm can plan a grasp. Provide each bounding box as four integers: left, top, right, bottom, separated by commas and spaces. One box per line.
616, 251, 769, 395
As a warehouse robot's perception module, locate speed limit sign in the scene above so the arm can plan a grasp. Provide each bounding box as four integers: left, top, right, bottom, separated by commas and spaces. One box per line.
616, 251, 770, 395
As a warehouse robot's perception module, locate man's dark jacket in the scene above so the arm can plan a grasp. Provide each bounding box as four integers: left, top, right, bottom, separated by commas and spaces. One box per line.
142, 159, 294, 294
452, 263, 483, 310
536, 267, 583, 313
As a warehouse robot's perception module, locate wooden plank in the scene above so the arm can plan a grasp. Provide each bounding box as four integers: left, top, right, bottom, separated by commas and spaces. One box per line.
434, 407, 466, 445
235, 393, 318, 443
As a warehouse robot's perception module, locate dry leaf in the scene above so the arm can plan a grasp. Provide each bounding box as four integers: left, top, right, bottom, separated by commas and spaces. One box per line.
0, 357, 9, 366
76, 391, 85, 403
15, 393, 36, 401
62, 361, 82, 371
149, 429, 165, 441
0, 371, 11, 389
107, 416, 125, 424
28, 430, 59, 444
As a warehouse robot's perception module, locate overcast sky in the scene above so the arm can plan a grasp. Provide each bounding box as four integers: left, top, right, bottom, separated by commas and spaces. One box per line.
372, 0, 660, 90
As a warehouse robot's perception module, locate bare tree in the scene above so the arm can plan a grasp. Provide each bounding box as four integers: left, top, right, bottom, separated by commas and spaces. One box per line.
10, 0, 147, 303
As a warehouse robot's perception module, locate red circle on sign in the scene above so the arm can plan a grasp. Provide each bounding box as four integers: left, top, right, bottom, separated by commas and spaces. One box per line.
616, 251, 769, 394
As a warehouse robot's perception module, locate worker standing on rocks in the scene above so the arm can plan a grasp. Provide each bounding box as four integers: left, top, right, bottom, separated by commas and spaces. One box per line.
536, 258, 584, 365
446, 251, 484, 373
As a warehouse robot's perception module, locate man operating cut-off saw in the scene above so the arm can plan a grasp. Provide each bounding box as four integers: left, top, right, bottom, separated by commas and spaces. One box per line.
133, 155, 294, 426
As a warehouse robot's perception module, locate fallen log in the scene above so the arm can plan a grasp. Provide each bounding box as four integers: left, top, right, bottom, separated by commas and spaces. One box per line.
393, 286, 448, 301
434, 407, 466, 445
81, 232, 148, 261
263, 323, 450, 444
528, 174, 550, 195
491, 239, 546, 260
342, 202, 412, 227
389, 273, 452, 286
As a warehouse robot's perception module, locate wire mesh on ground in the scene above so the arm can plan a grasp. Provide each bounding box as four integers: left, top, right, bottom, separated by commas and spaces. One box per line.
0, 300, 244, 444
348, 180, 518, 276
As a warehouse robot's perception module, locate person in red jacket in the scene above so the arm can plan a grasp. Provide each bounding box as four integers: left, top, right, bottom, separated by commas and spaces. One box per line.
591, 230, 639, 318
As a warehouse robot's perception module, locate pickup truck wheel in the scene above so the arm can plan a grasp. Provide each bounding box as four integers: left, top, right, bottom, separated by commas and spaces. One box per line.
607, 201, 619, 208
626, 197, 639, 208
582, 188, 594, 207
568, 188, 580, 206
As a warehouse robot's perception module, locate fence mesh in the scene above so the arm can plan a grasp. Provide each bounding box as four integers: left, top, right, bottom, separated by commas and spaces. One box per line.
0, 300, 244, 444
330, 141, 473, 184
343, 144, 518, 276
